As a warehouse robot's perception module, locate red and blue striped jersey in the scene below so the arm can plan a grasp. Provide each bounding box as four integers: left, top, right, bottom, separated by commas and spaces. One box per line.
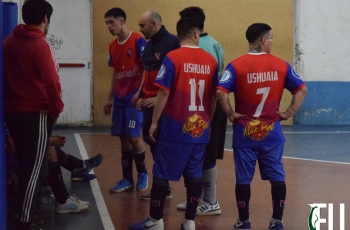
217, 53, 306, 147
154, 46, 218, 143
108, 32, 146, 106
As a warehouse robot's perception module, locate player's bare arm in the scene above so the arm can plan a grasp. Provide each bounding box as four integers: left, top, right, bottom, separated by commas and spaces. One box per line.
216, 89, 245, 123
277, 85, 308, 120
149, 88, 169, 142
131, 72, 145, 107
104, 70, 116, 115
142, 97, 156, 108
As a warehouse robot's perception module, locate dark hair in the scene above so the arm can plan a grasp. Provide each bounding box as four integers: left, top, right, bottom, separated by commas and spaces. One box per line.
179, 6, 205, 31
22, 0, 53, 25
246, 23, 272, 43
105, 8, 126, 22
176, 17, 200, 41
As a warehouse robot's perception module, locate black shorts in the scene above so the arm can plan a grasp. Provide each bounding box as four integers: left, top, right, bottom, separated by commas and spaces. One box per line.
203, 101, 227, 168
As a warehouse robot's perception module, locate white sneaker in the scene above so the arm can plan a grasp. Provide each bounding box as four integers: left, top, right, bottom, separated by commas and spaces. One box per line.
196, 199, 221, 215
69, 194, 90, 206
56, 194, 89, 213
177, 201, 187, 210
181, 218, 195, 230
128, 217, 164, 230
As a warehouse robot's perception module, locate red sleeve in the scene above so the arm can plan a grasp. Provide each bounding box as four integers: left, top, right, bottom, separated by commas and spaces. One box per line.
35, 40, 64, 118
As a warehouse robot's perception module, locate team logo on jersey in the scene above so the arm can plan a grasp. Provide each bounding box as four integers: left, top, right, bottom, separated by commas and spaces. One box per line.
156, 65, 166, 80
182, 113, 208, 138
219, 70, 231, 83
127, 49, 133, 57
243, 119, 274, 141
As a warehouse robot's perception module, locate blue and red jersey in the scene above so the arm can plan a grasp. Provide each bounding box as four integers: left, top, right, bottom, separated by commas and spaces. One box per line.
154, 46, 218, 143
108, 32, 146, 106
217, 53, 306, 147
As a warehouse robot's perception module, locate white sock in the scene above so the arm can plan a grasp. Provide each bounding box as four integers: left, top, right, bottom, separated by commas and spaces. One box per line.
202, 166, 217, 204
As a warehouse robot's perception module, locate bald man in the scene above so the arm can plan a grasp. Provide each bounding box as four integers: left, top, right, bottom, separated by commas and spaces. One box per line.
138, 11, 180, 200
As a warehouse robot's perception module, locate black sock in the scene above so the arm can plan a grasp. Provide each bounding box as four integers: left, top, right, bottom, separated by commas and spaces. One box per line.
133, 151, 147, 174
56, 146, 83, 172
235, 183, 251, 221
121, 150, 134, 182
150, 177, 169, 220
271, 181, 286, 220
185, 177, 202, 220
48, 162, 69, 204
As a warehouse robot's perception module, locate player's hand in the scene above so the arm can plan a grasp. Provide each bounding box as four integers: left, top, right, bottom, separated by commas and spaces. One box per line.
50, 135, 66, 147
142, 97, 156, 108
130, 91, 140, 106
104, 100, 113, 115
276, 111, 292, 120
149, 123, 158, 143
136, 98, 142, 110
228, 112, 245, 123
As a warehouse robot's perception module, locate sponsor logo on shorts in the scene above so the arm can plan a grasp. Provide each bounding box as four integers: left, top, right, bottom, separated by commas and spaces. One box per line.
182, 113, 208, 138
243, 119, 274, 141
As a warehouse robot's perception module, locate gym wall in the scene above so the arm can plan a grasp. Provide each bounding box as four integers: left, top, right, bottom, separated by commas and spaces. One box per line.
93, 0, 294, 126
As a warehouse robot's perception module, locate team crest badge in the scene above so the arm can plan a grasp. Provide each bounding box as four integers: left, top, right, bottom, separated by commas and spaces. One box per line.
127, 49, 133, 57
243, 119, 274, 141
182, 113, 208, 138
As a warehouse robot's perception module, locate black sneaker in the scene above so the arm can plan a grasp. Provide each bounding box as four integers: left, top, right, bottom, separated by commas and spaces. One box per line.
71, 170, 96, 182
84, 154, 103, 172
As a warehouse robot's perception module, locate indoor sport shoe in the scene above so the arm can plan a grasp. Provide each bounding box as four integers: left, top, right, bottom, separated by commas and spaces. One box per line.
109, 178, 135, 193
56, 194, 89, 213
84, 153, 103, 172
177, 201, 187, 210
71, 170, 96, 182
136, 173, 148, 191
69, 194, 90, 207
233, 219, 251, 230
141, 188, 172, 200
268, 218, 284, 229
196, 199, 221, 215
181, 218, 195, 230
128, 217, 164, 230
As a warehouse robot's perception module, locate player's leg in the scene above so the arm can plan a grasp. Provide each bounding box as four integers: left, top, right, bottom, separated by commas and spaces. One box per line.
110, 106, 135, 193
141, 106, 157, 158
126, 106, 148, 191
258, 144, 285, 229
128, 141, 187, 230
6, 112, 54, 229
233, 147, 257, 229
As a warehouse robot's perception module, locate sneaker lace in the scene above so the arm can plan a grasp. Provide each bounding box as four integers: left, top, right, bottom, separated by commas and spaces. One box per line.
69, 194, 81, 204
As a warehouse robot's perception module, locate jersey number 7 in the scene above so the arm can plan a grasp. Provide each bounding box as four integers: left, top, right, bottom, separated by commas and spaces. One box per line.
253, 87, 270, 117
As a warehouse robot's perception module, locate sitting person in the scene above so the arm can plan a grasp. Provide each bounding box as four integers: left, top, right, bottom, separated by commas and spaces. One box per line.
50, 135, 103, 181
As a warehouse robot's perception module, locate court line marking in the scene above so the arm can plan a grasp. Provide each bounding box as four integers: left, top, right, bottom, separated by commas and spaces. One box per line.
77, 131, 350, 134
74, 133, 115, 230
224, 148, 350, 165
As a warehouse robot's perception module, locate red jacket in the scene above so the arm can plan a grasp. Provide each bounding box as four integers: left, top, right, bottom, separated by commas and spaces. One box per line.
3, 24, 64, 118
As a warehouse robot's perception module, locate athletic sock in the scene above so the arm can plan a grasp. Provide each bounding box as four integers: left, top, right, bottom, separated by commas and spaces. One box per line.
185, 178, 202, 220
271, 181, 286, 220
121, 150, 134, 182
48, 162, 69, 204
56, 146, 83, 172
133, 149, 147, 174
150, 177, 168, 220
235, 183, 251, 221
202, 165, 217, 204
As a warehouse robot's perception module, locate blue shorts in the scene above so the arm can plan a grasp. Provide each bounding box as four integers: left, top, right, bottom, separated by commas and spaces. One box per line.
153, 141, 206, 181
233, 144, 285, 184
111, 105, 143, 138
